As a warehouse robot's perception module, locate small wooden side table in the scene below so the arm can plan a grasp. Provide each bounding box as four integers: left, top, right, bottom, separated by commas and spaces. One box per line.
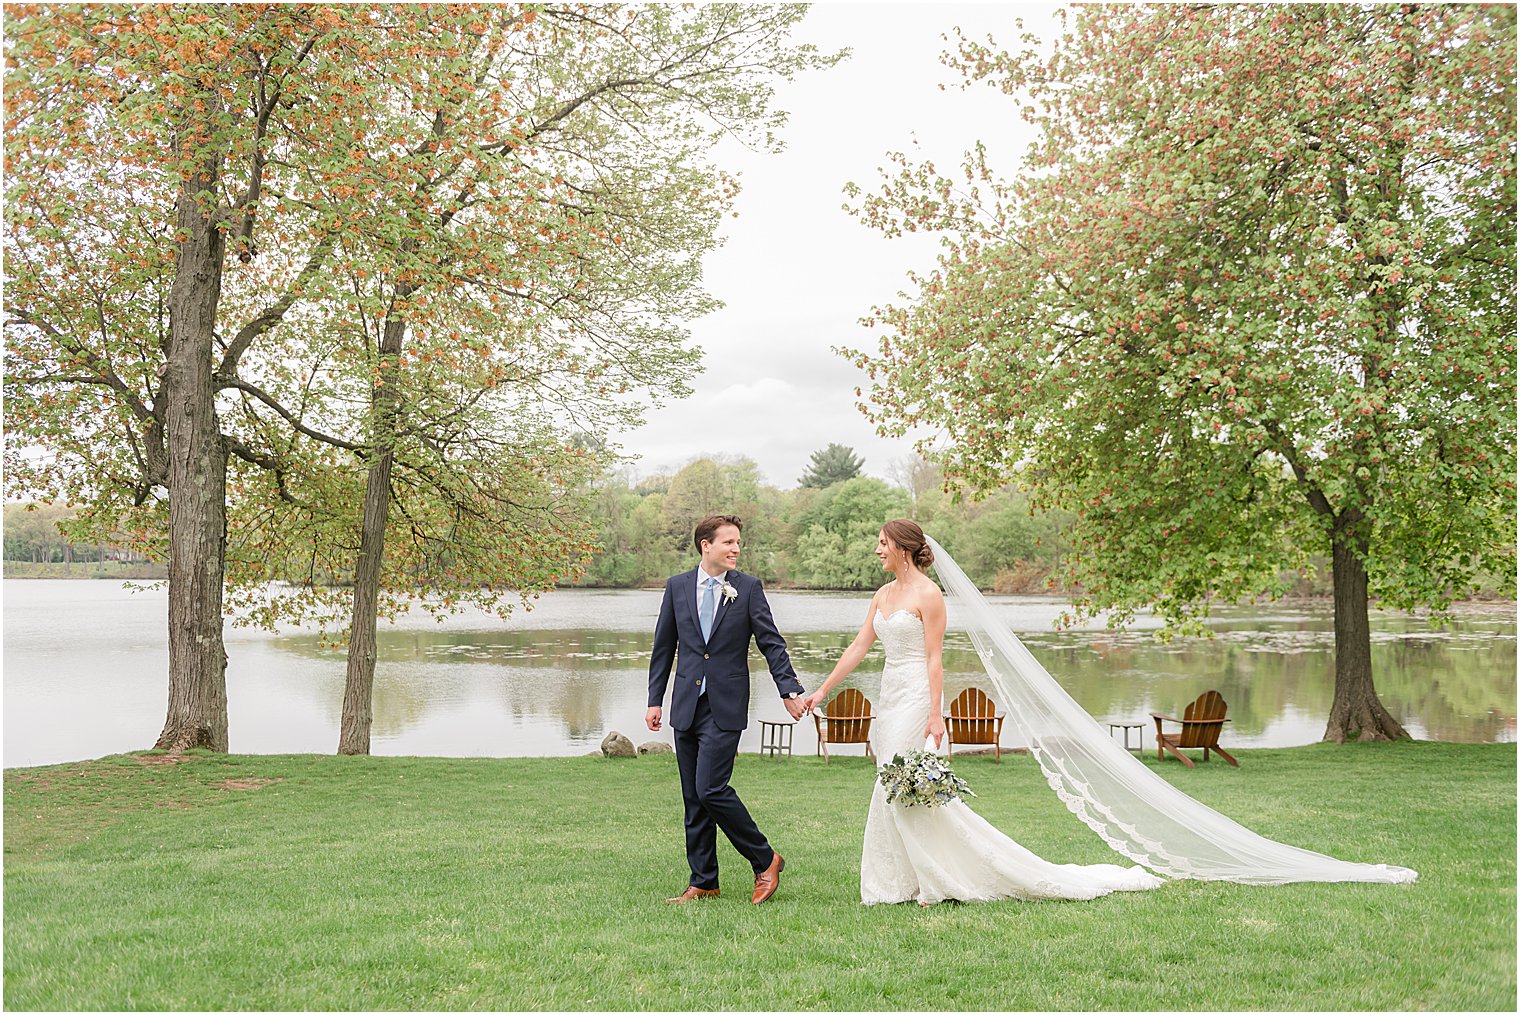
1106, 722, 1145, 757
758, 719, 795, 759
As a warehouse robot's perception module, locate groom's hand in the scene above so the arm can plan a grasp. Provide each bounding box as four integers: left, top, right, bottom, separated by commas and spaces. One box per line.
783, 696, 807, 720
645, 706, 662, 732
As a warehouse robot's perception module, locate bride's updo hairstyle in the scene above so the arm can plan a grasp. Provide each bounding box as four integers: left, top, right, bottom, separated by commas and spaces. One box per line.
882, 518, 934, 570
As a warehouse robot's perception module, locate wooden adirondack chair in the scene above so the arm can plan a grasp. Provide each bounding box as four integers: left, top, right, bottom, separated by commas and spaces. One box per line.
945, 687, 1006, 761
1152, 690, 1238, 768
814, 687, 875, 763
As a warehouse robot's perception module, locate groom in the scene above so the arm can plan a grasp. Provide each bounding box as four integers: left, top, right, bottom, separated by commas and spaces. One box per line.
646, 514, 807, 904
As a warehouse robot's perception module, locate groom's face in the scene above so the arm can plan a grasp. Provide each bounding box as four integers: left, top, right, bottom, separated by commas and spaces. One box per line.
700, 524, 741, 574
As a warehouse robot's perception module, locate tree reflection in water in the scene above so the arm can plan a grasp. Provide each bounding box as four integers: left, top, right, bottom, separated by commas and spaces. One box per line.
260, 602, 1515, 755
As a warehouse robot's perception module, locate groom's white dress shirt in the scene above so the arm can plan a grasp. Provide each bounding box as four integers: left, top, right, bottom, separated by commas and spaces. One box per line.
695, 563, 727, 614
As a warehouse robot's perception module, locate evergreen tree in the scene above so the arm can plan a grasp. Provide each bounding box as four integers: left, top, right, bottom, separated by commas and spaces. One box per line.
798, 443, 865, 488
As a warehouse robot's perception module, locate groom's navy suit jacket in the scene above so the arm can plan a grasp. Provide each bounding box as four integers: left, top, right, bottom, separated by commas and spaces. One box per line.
648, 568, 804, 733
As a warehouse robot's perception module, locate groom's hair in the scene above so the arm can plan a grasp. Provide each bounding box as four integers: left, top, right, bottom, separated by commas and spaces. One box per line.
694, 514, 744, 553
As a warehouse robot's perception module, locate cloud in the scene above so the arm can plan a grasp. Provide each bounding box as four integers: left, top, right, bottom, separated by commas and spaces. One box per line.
713, 376, 798, 407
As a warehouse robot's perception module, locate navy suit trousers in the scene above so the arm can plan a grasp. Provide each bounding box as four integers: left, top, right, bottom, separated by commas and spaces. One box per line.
674, 694, 774, 889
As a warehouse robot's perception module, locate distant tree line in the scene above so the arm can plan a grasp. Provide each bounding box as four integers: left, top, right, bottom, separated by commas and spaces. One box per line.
2, 502, 161, 574
578, 447, 1511, 597
10, 446, 1074, 592
576, 450, 1077, 592
15, 443, 1505, 599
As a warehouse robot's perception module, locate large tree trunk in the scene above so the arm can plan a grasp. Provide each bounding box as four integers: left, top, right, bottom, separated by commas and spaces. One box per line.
337, 304, 409, 755
1323, 512, 1408, 743
155, 161, 230, 753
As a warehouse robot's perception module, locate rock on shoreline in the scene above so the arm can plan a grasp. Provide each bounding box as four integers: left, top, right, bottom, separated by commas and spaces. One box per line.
599, 731, 636, 758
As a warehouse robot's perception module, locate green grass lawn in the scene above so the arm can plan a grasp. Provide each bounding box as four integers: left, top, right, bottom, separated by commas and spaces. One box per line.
4, 742, 1514, 1011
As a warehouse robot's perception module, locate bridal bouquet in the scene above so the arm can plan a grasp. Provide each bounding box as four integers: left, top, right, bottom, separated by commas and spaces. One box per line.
878, 751, 975, 807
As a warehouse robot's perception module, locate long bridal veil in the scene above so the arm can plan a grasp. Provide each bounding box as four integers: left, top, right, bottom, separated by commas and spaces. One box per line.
925, 536, 1417, 885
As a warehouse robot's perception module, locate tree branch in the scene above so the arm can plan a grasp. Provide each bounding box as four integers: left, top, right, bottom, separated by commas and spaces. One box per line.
1259, 419, 1335, 518
5, 306, 154, 422
215, 375, 364, 452
224, 436, 315, 509
216, 234, 336, 376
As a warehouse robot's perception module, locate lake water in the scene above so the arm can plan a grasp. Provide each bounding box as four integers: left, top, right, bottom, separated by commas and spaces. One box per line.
3, 580, 1514, 768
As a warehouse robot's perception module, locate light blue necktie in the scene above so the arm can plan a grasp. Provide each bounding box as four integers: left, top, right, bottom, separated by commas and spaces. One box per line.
700, 577, 718, 642
698, 577, 718, 698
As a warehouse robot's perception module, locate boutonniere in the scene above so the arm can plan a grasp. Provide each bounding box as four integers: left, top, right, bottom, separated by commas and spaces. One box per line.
720, 581, 738, 604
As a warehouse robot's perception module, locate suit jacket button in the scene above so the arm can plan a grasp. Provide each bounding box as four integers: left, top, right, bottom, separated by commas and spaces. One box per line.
704, 653, 710, 659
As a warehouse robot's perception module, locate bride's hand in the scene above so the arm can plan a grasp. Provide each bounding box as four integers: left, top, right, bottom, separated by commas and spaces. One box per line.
926, 715, 946, 749
801, 691, 825, 714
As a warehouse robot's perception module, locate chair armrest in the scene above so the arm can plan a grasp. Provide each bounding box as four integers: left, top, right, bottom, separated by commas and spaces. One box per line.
1151, 713, 1180, 723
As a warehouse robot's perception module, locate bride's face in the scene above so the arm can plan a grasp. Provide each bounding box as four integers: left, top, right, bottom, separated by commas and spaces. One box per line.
876, 531, 897, 572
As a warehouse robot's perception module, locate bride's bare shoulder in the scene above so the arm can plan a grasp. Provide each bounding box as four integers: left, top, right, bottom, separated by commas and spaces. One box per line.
911, 578, 944, 613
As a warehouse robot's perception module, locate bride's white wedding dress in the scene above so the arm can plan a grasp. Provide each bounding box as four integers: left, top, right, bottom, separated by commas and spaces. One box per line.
861, 608, 1165, 905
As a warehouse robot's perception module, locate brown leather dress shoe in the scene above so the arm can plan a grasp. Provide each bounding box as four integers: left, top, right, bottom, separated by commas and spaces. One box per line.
664, 886, 720, 903
751, 851, 785, 905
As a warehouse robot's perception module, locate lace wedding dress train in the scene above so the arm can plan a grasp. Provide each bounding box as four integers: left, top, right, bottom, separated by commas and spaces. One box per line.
860, 609, 1164, 905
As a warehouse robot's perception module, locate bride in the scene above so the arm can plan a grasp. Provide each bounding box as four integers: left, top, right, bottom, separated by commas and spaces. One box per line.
801, 519, 1417, 906
802, 519, 1161, 905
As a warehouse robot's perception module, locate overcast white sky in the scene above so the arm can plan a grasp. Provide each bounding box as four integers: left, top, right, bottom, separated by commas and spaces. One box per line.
617, 2, 1062, 487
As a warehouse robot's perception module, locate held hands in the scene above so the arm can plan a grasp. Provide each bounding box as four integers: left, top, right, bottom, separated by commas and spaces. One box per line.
925, 715, 946, 750
784, 696, 808, 720
645, 706, 662, 732
799, 691, 826, 715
